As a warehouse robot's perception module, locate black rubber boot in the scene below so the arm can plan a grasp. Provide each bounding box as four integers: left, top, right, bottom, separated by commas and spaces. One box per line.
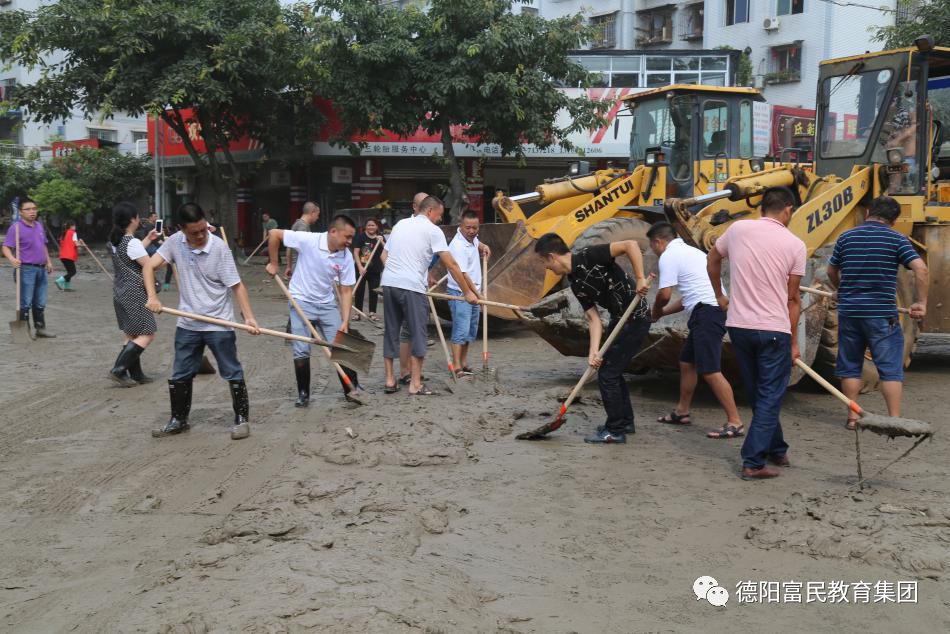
32, 307, 56, 338
229, 380, 251, 440
109, 341, 143, 387
128, 353, 154, 384
152, 380, 193, 437
294, 358, 310, 408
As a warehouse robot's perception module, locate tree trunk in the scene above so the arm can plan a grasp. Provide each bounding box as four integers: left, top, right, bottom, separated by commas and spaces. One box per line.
439, 119, 467, 224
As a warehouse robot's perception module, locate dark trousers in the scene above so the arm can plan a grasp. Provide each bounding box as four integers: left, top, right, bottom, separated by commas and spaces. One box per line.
728, 327, 791, 469
599, 316, 651, 434
354, 270, 381, 313
61, 258, 77, 281
164, 264, 174, 284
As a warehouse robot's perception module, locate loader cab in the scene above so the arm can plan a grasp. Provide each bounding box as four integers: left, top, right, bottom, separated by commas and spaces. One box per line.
816, 42, 950, 199
625, 85, 767, 203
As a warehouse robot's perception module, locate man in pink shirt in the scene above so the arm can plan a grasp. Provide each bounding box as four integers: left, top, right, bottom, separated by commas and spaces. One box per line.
707, 187, 806, 480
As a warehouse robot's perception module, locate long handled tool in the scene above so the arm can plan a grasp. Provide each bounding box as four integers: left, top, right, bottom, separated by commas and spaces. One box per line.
794, 358, 933, 489
352, 237, 382, 295
9, 224, 32, 342
428, 294, 458, 384
82, 243, 113, 280
801, 285, 911, 315
272, 275, 365, 405
426, 291, 527, 313
517, 285, 651, 440
159, 306, 351, 350
243, 236, 268, 265
481, 253, 489, 371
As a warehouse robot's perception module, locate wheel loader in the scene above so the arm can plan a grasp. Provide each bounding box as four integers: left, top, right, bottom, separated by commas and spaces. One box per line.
489, 37, 950, 382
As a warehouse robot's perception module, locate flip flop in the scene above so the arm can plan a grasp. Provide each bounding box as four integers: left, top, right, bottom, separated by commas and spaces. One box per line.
658, 410, 692, 425
384, 383, 400, 394
368, 314, 379, 322
399, 374, 427, 385
409, 384, 437, 396
454, 369, 474, 379
707, 425, 744, 439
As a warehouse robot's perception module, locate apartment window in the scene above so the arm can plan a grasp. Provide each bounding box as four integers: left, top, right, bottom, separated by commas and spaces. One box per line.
725, 0, 750, 25
590, 13, 617, 49
680, 3, 704, 41
87, 127, 118, 142
777, 0, 804, 15
767, 43, 802, 84
637, 10, 674, 46
131, 130, 149, 142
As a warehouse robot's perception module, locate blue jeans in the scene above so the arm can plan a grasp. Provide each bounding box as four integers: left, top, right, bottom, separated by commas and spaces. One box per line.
447, 288, 480, 344
14, 264, 48, 312
171, 328, 245, 381
289, 298, 341, 360
728, 327, 791, 469
836, 315, 904, 382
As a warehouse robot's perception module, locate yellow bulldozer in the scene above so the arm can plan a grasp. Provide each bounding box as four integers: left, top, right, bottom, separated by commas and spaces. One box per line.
470, 39, 950, 386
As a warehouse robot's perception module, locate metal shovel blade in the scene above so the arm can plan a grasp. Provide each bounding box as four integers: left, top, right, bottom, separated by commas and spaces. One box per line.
515, 416, 565, 440
857, 412, 933, 439
9, 317, 32, 343
331, 329, 375, 375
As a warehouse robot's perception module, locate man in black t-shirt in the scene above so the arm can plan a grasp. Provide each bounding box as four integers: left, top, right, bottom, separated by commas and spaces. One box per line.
535, 233, 651, 444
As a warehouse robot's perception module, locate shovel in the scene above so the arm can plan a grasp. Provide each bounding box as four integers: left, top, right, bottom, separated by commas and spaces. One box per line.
159, 306, 353, 350
331, 328, 376, 375
481, 252, 490, 372
81, 243, 113, 280
243, 237, 268, 265
794, 358, 933, 488
517, 280, 652, 440
9, 224, 32, 343
273, 275, 366, 405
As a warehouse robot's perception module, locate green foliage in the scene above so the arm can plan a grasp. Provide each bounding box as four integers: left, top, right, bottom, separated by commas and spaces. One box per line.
873, 1, 950, 49
0, 158, 42, 209
0, 0, 324, 233
715, 46, 752, 87
30, 177, 96, 218
312, 0, 607, 217
42, 147, 152, 208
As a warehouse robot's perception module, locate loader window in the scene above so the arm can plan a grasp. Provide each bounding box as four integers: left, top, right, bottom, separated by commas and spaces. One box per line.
630, 95, 693, 180
703, 100, 729, 156
820, 69, 892, 158
739, 100, 753, 158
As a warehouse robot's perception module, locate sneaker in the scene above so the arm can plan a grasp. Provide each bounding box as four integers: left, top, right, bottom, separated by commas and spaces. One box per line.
584, 425, 626, 444
54, 276, 66, 291
230, 422, 250, 440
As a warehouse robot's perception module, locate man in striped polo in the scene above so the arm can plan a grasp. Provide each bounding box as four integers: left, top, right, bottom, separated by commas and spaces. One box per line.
826, 196, 929, 430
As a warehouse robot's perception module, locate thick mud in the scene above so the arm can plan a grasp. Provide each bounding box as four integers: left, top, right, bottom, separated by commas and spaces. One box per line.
1, 253, 948, 633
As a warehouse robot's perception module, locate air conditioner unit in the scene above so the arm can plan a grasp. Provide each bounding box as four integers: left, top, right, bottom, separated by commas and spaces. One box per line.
754, 75, 765, 89
763, 17, 780, 31
175, 177, 194, 195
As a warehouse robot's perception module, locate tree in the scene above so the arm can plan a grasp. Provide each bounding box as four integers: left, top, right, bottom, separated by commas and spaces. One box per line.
0, 158, 43, 212
314, 0, 606, 220
42, 147, 152, 209
30, 177, 96, 219
872, 1, 950, 49
0, 0, 324, 244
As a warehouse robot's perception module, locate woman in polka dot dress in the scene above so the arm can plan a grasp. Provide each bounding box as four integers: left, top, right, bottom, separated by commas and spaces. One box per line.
108, 202, 161, 387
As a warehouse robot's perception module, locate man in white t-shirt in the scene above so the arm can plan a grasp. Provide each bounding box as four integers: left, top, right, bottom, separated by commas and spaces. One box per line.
648, 222, 744, 439
381, 195, 477, 395
265, 214, 361, 406
447, 210, 482, 376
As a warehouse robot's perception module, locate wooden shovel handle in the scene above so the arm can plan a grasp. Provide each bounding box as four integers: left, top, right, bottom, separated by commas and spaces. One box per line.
243, 237, 268, 265
794, 358, 863, 415
352, 237, 383, 293
800, 285, 910, 315
82, 243, 113, 280
159, 306, 344, 349
427, 291, 525, 312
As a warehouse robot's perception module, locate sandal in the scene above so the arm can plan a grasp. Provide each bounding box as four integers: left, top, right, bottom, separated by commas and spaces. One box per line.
707, 425, 745, 439
352, 314, 361, 321
368, 313, 379, 322
845, 419, 859, 431
658, 410, 692, 425
384, 383, 400, 394
454, 369, 473, 379
409, 384, 437, 396
399, 374, 427, 385
461, 366, 474, 373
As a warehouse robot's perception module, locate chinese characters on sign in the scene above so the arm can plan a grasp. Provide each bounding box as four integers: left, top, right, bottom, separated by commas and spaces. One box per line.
734, 580, 917, 604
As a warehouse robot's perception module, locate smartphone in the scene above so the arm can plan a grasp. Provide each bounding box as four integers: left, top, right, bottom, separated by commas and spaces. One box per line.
154, 219, 164, 235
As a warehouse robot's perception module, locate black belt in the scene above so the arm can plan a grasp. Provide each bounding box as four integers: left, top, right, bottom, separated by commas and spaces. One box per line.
21, 263, 45, 267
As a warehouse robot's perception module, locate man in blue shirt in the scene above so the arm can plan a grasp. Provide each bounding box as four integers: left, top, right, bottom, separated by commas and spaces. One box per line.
827, 196, 928, 429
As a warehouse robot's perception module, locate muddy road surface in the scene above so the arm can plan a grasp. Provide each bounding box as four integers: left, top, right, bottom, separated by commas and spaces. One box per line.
1, 257, 948, 633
